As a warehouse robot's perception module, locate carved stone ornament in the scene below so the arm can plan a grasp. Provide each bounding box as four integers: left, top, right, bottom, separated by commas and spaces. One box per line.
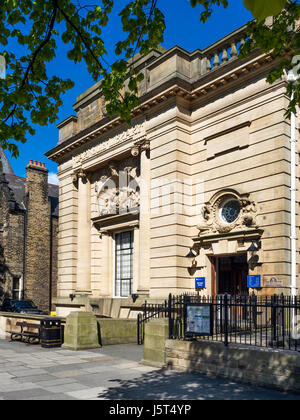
131, 139, 150, 157
197, 190, 258, 236
72, 167, 87, 185
94, 157, 140, 217
72, 122, 145, 168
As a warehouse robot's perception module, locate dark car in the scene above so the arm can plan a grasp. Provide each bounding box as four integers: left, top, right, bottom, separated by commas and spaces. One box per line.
0, 299, 44, 315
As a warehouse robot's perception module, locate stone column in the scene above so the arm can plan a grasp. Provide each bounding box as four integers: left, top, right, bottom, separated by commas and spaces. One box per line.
133, 226, 140, 293
137, 141, 151, 294
101, 231, 113, 296
76, 170, 91, 294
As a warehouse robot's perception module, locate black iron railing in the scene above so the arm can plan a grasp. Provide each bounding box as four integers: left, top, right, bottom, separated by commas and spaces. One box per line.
138, 293, 300, 352
137, 299, 169, 345
169, 294, 300, 351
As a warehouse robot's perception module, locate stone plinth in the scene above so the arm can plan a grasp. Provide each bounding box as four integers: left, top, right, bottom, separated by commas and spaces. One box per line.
142, 318, 169, 368
62, 312, 100, 351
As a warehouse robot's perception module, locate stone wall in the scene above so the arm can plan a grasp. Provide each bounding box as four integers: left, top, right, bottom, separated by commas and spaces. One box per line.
0, 176, 25, 300
0, 312, 137, 347
0, 208, 25, 299
51, 217, 58, 311
97, 318, 137, 345
165, 339, 300, 393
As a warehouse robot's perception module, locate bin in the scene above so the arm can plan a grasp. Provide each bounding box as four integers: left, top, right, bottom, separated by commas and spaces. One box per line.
40, 318, 62, 348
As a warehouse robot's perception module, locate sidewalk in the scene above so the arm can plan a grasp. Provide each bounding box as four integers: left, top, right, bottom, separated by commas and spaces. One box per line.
0, 339, 299, 400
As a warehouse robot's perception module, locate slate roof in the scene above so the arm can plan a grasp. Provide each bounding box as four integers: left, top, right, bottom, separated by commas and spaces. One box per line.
0, 147, 15, 175
0, 147, 58, 216
3, 174, 59, 217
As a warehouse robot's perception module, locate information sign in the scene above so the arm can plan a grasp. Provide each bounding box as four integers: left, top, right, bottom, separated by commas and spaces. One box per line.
184, 303, 213, 337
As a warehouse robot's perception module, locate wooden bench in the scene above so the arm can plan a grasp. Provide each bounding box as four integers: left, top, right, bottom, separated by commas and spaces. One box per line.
8, 321, 41, 344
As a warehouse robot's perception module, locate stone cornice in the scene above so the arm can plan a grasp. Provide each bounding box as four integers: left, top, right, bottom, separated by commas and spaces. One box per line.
92, 211, 139, 233
45, 50, 287, 163
193, 228, 264, 246
71, 121, 146, 170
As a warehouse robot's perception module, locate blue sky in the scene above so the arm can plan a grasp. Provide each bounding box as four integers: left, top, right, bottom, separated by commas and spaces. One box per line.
6, 0, 253, 182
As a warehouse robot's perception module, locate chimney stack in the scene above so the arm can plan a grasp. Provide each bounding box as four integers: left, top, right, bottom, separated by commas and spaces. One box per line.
27, 160, 46, 169
24, 158, 51, 311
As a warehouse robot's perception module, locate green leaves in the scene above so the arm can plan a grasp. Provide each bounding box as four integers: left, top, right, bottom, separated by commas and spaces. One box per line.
0, 0, 299, 157
243, 0, 287, 21
239, 1, 300, 118
0, 0, 167, 154
189, 0, 228, 22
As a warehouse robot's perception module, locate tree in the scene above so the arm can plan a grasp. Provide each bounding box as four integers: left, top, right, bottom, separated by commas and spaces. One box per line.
241, 0, 300, 116
0, 0, 299, 156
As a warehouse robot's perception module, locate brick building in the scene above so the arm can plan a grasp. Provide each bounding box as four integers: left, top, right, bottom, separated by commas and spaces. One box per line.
0, 148, 58, 313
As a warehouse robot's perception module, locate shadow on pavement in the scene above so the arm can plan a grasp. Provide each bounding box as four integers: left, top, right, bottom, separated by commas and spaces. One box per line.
97, 369, 300, 401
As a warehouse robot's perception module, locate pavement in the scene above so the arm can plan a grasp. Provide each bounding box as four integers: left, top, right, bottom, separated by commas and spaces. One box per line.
0, 338, 299, 401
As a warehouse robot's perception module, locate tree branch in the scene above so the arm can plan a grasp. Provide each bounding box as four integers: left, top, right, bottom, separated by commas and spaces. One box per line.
57, 4, 105, 72
3, 0, 58, 124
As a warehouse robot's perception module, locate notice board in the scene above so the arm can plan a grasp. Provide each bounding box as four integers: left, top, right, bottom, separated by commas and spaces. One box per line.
184, 303, 213, 337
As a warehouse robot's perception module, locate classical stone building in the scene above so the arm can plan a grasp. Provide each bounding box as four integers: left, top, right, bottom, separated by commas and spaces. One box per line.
0, 150, 58, 312
46, 23, 299, 317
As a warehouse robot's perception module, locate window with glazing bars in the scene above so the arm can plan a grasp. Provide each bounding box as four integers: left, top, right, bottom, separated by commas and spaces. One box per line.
115, 231, 133, 297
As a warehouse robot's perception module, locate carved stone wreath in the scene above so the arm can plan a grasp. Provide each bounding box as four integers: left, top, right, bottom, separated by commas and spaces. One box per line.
197, 190, 258, 236
94, 157, 140, 217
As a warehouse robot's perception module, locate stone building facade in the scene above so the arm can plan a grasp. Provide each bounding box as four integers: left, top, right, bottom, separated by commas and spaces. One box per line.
0, 151, 58, 313
46, 24, 299, 317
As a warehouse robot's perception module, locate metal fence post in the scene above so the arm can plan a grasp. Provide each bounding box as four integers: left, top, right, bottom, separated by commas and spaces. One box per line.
271, 295, 277, 343
137, 313, 141, 345
168, 293, 172, 339
251, 292, 257, 329
224, 294, 229, 347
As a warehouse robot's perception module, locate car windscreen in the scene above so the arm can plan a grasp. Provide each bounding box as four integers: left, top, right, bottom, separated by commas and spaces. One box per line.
12, 301, 36, 309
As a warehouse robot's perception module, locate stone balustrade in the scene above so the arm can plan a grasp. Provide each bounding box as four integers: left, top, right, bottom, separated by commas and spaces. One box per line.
201, 25, 248, 73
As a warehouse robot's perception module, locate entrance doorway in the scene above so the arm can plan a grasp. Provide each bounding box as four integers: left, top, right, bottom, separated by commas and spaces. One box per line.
212, 254, 249, 296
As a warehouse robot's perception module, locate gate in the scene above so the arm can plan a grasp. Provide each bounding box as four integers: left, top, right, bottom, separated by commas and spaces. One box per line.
137, 298, 170, 345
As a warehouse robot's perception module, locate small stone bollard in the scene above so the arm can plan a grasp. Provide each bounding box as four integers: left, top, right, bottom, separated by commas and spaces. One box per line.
62, 312, 101, 351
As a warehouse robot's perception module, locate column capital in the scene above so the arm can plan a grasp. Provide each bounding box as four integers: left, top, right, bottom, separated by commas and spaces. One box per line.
131, 139, 150, 157
72, 168, 88, 186
140, 140, 150, 152
78, 168, 87, 181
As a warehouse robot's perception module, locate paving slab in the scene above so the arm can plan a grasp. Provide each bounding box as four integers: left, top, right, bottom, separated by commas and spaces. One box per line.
0, 339, 299, 400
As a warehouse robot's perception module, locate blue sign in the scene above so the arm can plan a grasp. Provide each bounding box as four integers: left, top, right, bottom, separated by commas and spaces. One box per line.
195, 277, 206, 289
247, 275, 261, 288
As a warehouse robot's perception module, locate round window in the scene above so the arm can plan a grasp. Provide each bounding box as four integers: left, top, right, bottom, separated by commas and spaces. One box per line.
220, 199, 241, 224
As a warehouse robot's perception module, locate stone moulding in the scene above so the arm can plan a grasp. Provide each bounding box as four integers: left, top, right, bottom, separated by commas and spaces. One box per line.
92, 211, 139, 240
92, 210, 139, 235
193, 228, 264, 246
45, 47, 286, 164
71, 122, 146, 169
